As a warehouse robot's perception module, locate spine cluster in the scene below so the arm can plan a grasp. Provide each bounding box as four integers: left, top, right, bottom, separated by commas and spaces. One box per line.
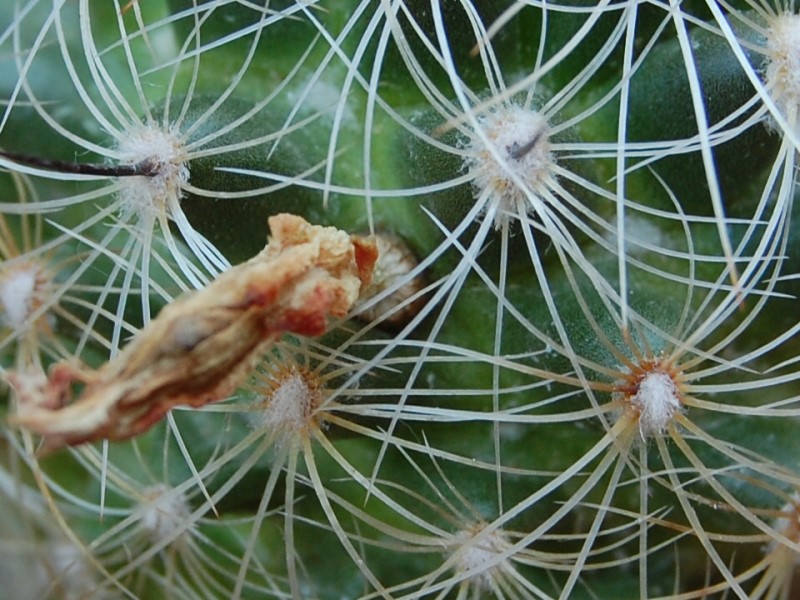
0, 1, 799, 599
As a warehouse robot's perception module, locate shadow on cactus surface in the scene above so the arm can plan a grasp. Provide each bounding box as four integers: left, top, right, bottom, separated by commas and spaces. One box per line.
1, 0, 800, 598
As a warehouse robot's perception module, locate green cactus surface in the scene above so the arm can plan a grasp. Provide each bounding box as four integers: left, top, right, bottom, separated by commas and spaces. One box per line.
1, 1, 800, 598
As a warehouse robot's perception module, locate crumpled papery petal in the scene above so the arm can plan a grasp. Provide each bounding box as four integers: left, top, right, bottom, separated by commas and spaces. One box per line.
8, 214, 378, 450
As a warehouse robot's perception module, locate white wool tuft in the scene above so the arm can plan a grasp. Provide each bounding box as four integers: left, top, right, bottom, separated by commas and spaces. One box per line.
252, 371, 319, 436
0, 265, 39, 330
453, 527, 510, 589
631, 371, 682, 437
766, 13, 800, 123
139, 484, 190, 543
464, 105, 554, 228
115, 124, 189, 220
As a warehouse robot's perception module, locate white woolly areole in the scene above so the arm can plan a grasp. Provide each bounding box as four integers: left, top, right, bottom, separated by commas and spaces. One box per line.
41, 541, 96, 600
464, 105, 553, 227
252, 371, 320, 436
453, 527, 510, 588
766, 13, 800, 123
139, 484, 190, 543
0, 263, 48, 331
115, 124, 189, 220
629, 370, 682, 437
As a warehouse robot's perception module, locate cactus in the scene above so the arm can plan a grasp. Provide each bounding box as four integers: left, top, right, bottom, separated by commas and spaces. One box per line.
1, 1, 800, 598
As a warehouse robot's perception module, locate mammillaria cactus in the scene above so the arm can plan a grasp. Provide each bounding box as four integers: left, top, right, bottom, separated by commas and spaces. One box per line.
1, 1, 799, 598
